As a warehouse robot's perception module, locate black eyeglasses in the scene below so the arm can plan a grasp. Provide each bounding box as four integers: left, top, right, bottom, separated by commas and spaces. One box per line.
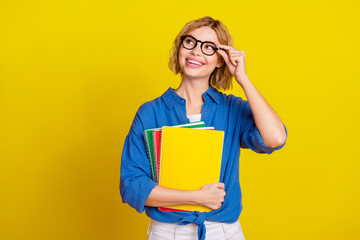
180, 35, 222, 56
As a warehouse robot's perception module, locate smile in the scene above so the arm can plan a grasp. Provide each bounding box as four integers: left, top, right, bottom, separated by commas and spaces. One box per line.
186, 58, 205, 68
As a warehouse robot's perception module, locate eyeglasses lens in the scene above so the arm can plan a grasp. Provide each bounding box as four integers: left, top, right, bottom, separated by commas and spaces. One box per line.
202, 42, 217, 55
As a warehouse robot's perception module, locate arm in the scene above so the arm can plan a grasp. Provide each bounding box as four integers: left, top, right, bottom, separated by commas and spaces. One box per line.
146, 183, 226, 210
120, 105, 226, 212
236, 73, 287, 148
120, 109, 158, 213
218, 45, 287, 148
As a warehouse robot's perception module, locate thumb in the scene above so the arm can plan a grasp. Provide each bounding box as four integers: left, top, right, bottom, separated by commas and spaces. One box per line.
216, 182, 225, 189
217, 49, 231, 67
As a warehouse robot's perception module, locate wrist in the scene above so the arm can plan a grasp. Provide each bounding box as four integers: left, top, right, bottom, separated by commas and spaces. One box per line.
191, 189, 203, 205
235, 73, 250, 87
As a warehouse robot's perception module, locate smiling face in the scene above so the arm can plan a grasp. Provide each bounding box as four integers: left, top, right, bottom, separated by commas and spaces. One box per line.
178, 26, 223, 81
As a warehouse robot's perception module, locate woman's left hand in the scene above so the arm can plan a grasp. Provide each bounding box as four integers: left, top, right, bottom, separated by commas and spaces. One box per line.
217, 45, 247, 82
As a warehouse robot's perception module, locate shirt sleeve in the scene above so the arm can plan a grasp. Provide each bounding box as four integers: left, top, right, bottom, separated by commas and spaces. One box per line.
119, 109, 158, 213
239, 100, 288, 154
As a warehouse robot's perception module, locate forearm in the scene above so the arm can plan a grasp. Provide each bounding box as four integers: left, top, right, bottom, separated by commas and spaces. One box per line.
145, 185, 201, 207
236, 74, 287, 148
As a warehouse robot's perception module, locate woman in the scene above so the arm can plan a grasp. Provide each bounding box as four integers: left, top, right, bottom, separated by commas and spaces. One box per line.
120, 16, 287, 240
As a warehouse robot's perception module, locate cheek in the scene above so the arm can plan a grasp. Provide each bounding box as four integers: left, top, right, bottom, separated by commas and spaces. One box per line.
207, 55, 219, 66
178, 49, 186, 64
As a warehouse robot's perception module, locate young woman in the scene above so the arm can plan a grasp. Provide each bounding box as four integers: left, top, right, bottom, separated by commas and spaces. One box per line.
120, 16, 287, 240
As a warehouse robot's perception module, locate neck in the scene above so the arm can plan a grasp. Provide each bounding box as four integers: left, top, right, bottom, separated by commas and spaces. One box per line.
175, 76, 209, 104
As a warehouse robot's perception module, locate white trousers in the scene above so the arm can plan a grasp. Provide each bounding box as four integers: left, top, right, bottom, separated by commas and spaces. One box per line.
147, 219, 246, 240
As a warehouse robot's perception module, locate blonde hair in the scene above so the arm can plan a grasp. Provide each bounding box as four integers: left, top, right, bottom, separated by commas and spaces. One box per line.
168, 16, 234, 90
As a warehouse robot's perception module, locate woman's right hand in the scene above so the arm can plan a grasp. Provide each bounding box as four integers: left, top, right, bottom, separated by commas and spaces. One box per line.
197, 182, 226, 210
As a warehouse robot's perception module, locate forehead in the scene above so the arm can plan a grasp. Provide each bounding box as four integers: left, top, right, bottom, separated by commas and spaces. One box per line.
187, 26, 220, 44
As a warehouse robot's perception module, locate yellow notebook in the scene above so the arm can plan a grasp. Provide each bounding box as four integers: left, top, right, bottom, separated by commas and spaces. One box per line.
159, 126, 224, 212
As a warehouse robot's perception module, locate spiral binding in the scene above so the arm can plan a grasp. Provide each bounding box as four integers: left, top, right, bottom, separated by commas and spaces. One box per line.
144, 131, 157, 182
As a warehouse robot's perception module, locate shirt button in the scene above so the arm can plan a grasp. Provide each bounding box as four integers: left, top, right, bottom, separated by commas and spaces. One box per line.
204, 108, 207, 112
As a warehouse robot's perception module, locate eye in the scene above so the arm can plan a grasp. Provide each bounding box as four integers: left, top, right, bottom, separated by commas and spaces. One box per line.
204, 44, 215, 50
186, 39, 194, 45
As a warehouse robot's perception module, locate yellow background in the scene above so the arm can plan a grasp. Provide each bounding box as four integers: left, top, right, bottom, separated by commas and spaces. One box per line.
0, 0, 359, 239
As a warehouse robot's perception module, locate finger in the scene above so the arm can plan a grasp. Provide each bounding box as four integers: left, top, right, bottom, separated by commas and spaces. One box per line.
230, 52, 245, 57
230, 57, 238, 67
230, 50, 245, 55
217, 50, 232, 67
218, 45, 235, 50
221, 46, 245, 56
228, 51, 245, 58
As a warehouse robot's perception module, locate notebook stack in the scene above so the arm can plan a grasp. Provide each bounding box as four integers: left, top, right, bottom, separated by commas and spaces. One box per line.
144, 121, 224, 212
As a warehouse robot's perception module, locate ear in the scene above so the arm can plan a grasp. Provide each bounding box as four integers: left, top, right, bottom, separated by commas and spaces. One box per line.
216, 59, 224, 68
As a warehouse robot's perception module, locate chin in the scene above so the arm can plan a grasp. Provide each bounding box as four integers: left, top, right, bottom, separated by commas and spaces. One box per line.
184, 73, 211, 80
184, 68, 213, 77
181, 66, 207, 77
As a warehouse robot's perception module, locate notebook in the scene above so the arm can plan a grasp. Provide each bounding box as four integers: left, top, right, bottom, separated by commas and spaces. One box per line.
159, 126, 224, 212
144, 121, 206, 182
156, 126, 215, 212
154, 127, 214, 185
153, 129, 162, 182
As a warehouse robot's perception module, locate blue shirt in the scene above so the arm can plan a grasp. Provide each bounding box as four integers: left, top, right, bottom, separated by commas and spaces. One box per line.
120, 86, 287, 240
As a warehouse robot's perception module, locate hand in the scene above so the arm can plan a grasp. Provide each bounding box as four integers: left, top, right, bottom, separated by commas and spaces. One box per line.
197, 182, 226, 210
217, 45, 247, 81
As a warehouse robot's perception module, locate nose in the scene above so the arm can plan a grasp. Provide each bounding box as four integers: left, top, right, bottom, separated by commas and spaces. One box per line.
191, 42, 202, 56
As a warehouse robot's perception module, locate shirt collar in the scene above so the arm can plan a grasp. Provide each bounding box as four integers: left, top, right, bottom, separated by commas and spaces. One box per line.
161, 85, 220, 110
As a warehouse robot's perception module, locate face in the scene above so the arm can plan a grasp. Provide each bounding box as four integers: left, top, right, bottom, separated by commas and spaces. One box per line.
178, 26, 223, 80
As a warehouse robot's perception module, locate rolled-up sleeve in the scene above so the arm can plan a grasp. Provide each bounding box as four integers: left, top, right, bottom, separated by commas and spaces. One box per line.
239, 101, 288, 154
120, 110, 158, 213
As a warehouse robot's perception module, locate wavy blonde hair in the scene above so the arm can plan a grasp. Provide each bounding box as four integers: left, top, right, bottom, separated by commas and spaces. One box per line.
168, 16, 234, 90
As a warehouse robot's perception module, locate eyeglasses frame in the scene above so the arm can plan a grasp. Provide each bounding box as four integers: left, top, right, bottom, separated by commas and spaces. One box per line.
180, 35, 223, 56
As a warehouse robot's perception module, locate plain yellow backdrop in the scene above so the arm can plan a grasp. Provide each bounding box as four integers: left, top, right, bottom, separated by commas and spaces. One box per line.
0, 0, 359, 239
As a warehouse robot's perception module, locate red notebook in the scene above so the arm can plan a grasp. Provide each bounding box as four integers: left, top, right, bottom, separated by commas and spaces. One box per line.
153, 130, 161, 182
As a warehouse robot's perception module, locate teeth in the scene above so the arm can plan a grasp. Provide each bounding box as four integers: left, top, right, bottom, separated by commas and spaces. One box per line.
187, 60, 203, 66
